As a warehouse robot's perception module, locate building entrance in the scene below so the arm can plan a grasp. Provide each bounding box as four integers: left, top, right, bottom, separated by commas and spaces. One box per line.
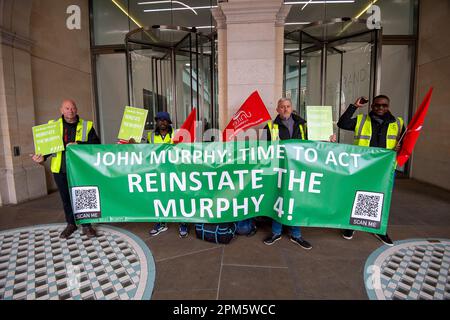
125, 26, 216, 138
284, 18, 381, 143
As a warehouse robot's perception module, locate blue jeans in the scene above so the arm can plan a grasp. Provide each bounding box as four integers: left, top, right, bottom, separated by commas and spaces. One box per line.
272, 221, 301, 238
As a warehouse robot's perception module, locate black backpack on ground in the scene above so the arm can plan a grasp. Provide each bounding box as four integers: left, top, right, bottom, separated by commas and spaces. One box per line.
194, 223, 236, 244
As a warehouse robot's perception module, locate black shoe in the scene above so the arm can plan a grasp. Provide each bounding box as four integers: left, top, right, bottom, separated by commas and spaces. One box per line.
246, 225, 257, 237
290, 236, 312, 250
374, 233, 394, 246
60, 224, 77, 239
342, 229, 355, 240
263, 233, 281, 245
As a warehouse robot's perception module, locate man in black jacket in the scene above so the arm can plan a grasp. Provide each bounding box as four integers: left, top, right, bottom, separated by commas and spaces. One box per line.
337, 95, 405, 246
262, 98, 312, 250
32, 99, 101, 239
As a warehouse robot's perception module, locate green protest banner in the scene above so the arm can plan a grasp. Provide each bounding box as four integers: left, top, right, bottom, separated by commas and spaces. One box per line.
66, 141, 396, 234
117, 106, 148, 142
306, 106, 334, 141
32, 122, 64, 156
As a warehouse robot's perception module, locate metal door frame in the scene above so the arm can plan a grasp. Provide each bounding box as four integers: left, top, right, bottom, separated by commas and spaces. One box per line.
284, 18, 382, 111
125, 26, 217, 135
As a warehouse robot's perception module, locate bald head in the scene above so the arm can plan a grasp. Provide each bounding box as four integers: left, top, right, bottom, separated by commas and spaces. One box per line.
60, 99, 78, 123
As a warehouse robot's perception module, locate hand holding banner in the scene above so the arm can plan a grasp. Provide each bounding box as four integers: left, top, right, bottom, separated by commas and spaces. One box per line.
306, 106, 334, 141
32, 122, 64, 156
67, 141, 396, 235
118, 106, 148, 142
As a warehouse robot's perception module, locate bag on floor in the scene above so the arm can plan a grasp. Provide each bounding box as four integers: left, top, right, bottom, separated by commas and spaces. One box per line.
195, 223, 236, 244
235, 219, 253, 235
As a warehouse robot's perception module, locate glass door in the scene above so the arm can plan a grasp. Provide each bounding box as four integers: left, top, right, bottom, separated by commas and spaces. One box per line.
126, 26, 217, 140
284, 18, 381, 144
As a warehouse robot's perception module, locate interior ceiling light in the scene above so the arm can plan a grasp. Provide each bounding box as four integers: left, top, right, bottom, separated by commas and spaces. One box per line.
285, 22, 311, 25
354, 0, 378, 19
111, 0, 143, 27
337, 0, 379, 35
143, 6, 218, 13
285, 1, 355, 4
111, 0, 158, 42
192, 26, 216, 29
138, 1, 217, 14
139, 1, 197, 15
301, 0, 313, 10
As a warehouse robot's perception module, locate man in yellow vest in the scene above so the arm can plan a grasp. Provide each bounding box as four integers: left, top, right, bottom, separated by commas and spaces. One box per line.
148, 111, 189, 238
31, 99, 100, 239
337, 95, 405, 246
262, 98, 313, 250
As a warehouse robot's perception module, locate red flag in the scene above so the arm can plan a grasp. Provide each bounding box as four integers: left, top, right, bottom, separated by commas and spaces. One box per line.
396, 87, 433, 167
173, 107, 197, 143
223, 91, 272, 141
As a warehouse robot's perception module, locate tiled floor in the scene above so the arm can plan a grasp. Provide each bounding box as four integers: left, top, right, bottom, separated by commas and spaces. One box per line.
365, 239, 450, 300
0, 179, 449, 300
0, 224, 155, 300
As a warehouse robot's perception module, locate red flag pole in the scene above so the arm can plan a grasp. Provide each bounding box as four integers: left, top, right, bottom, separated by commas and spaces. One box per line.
222, 91, 272, 141
397, 128, 408, 145
173, 107, 197, 143
396, 87, 433, 166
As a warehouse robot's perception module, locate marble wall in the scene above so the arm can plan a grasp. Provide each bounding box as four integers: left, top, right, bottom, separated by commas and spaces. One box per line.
0, 0, 45, 205
213, 0, 289, 129
0, 0, 93, 205
411, 0, 450, 190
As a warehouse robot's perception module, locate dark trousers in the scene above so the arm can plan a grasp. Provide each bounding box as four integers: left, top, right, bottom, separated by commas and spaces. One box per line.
53, 172, 90, 227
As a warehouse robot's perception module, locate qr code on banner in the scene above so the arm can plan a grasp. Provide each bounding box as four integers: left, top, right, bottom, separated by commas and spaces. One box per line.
351, 191, 384, 222
71, 186, 100, 213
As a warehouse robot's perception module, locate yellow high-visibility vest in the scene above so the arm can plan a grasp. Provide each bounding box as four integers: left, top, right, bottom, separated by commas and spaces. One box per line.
354, 114, 404, 149
49, 118, 93, 173
267, 120, 306, 140
147, 128, 175, 144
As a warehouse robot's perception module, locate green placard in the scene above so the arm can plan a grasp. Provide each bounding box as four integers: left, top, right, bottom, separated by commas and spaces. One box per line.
117, 106, 148, 142
32, 122, 64, 156
67, 141, 396, 235
306, 106, 334, 141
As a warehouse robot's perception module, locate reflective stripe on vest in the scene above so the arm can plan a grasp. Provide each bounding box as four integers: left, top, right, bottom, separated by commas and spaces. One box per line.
49, 118, 93, 173
354, 114, 403, 149
147, 128, 174, 144
267, 121, 306, 140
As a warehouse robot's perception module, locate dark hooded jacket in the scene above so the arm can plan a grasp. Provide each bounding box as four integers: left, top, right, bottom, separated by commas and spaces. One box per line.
337, 104, 405, 148
264, 113, 307, 141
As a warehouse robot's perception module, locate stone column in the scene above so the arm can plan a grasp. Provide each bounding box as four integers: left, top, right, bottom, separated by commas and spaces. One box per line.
211, 7, 228, 131
411, 0, 450, 190
212, 0, 291, 130
0, 0, 47, 205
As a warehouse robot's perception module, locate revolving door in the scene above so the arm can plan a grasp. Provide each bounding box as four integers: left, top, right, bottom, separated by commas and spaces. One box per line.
125, 26, 216, 137
284, 18, 382, 143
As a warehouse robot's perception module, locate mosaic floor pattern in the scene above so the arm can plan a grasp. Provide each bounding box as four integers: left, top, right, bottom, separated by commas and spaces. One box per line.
0, 224, 155, 300
364, 239, 450, 300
